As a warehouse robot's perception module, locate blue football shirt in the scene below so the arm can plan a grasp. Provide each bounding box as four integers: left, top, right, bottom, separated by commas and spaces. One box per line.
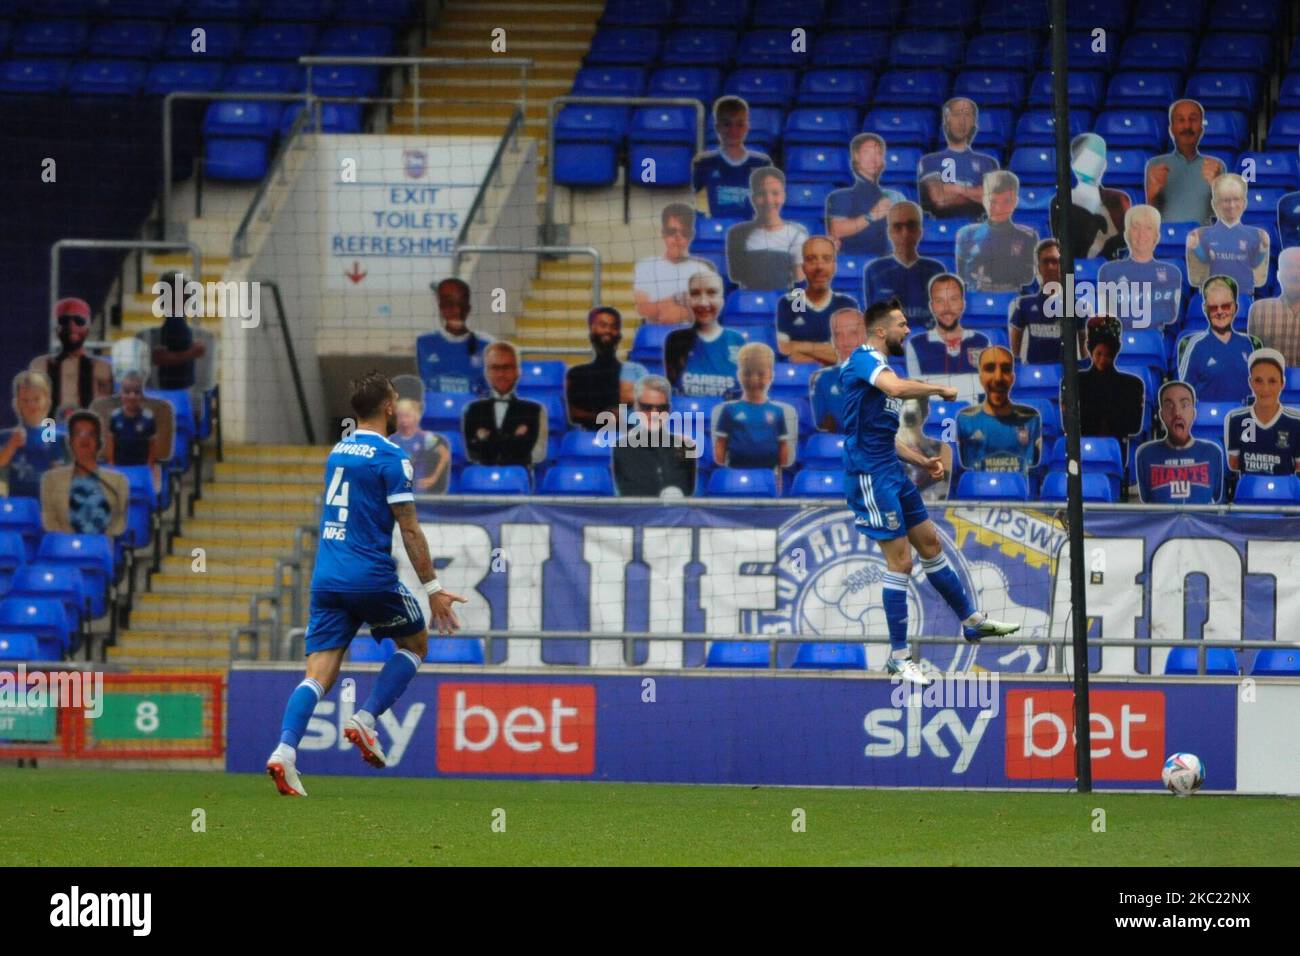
1135, 438, 1225, 503
416, 329, 493, 395
810, 365, 845, 432
1225, 406, 1300, 475
905, 328, 990, 377
917, 147, 1000, 219
109, 407, 157, 466
862, 256, 945, 324
955, 404, 1042, 474
777, 290, 859, 344
1097, 257, 1183, 330
2, 425, 67, 498
839, 345, 903, 474
692, 149, 771, 220
712, 399, 797, 468
1190, 221, 1267, 294
668, 326, 746, 398
1177, 331, 1256, 405
311, 429, 415, 593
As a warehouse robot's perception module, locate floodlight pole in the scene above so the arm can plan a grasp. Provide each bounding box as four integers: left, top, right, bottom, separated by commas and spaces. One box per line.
1051, 0, 1093, 793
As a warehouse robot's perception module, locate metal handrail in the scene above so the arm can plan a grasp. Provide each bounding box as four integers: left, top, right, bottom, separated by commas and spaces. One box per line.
49, 239, 202, 348
453, 244, 602, 307
545, 95, 707, 232
232, 103, 314, 260
248, 278, 316, 444
455, 106, 525, 249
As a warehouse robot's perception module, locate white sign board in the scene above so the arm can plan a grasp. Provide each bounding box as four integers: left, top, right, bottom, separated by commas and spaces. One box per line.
324, 136, 499, 291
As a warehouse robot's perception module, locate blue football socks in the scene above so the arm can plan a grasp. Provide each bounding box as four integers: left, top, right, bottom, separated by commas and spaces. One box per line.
360, 648, 421, 719
279, 678, 324, 748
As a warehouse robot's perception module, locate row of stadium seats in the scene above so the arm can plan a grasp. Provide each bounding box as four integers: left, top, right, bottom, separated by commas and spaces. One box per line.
0, 22, 395, 59
598, 0, 1279, 35
0, 0, 411, 20
0, 527, 116, 660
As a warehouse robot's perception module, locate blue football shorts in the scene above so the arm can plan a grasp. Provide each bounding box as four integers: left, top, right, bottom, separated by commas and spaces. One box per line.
304, 583, 426, 655
845, 464, 929, 541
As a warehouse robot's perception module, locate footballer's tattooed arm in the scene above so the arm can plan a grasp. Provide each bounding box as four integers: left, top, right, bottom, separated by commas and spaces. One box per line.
391, 500, 435, 585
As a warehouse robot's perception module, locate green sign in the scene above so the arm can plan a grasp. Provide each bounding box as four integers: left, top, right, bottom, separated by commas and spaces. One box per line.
92, 693, 205, 741
0, 704, 57, 742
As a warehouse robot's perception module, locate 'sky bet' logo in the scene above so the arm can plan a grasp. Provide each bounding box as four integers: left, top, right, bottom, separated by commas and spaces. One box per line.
1004, 689, 1165, 781
437, 682, 596, 775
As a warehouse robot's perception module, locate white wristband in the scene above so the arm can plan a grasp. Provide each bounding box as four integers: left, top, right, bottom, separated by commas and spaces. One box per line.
423, 579, 443, 596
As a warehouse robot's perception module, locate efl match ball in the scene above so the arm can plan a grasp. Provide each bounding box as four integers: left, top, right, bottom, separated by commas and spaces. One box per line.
1161, 753, 1206, 796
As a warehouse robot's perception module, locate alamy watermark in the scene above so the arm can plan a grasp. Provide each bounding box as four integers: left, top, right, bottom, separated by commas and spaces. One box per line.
1042, 276, 1155, 328
594, 404, 705, 459
889, 671, 1000, 717
151, 275, 261, 328
0, 664, 103, 719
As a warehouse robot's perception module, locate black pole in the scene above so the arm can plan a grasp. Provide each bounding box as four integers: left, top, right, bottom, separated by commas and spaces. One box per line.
1050, 0, 1093, 793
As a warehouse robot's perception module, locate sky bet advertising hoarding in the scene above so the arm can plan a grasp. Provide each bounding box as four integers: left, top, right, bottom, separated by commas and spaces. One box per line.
227, 671, 1240, 791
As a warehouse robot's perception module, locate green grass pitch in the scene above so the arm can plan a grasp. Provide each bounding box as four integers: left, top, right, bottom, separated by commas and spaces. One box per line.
1, 768, 1295, 866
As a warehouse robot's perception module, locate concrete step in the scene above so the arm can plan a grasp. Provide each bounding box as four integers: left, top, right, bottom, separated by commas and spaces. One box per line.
192, 499, 318, 522
203, 483, 320, 505
160, 554, 277, 575
129, 607, 249, 630
223, 444, 331, 462
213, 460, 321, 483
517, 347, 591, 363
176, 524, 307, 548
148, 575, 272, 597
542, 260, 634, 277
108, 633, 233, 661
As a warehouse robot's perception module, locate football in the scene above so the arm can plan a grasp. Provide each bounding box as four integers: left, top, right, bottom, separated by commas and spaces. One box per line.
1162, 753, 1206, 795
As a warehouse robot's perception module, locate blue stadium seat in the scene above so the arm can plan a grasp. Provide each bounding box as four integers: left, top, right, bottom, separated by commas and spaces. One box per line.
649, 67, 721, 102
880, 146, 922, 187
105, 0, 183, 16
1048, 435, 1124, 475
425, 638, 485, 664
586, 27, 660, 65
318, 25, 393, 56
1106, 72, 1182, 110
784, 107, 859, 146
1010, 364, 1063, 403
1191, 402, 1237, 443
553, 105, 627, 188
0, 531, 26, 592
800, 432, 846, 466
187, 0, 257, 18
862, 107, 938, 148
903, 0, 977, 29
164, 23, 241, 59
725, 321, 778, 352
262, 0, 331, 17
753, 0, 823, 25
1098, 148, 1148, 188
7, 565, 84, 631
244, 22, 317, 60
1042, 29, 1117, 72
541, 465, 614, 496
710, 105, 781, 154
1208, 0, 1280, 34
1015, 110, 1089, 146
784, 145, 851, 184
145, 61, 224, 94
1066, 0, 1127, 31
798, 69, 872, 107
981, 0, 1049, 30
784, 181, 834, 221
516, 390, 566, 436
1196, 33, 1271, 72
13, 19, 87, 56
792, 642, 866, 669
37, 533, 113, 619
1233, 474, 1300, 505
306, 64, 379, 97
224, 63, 302, 93
789, 468, 843, 498
558, 430, 614, 466
1236, 150, 1299, 188
970, 107, 1012, 152
1164, 646, 1240, 675
280, 102, 363, 134
953, 71, 1025, 109
1267, 111, 1300, 149
707, 467, 778, 497
1040, 470, 1117, 502
0, 499, 42, 562
1009, 147, 1058, 186
1249, 648, 1300, 675
420, 391, 474, 432
724, 289, 782, 321
919, 218, 960, 257
1118, 33, 1196, 72
1284, 367, 1300, 405
964, 31, 1040, 70
662, 28, 737, 66
1244, 186, 1287, 227
458, 465, 530, 496
631, 106, 697, 188
956, 471, 1030, 501
965, 291, 1018, 323
88, 20, 165, 58
889, 31, 963, 69
336, 0, 413, 22
1279, 73, 1300, 109
1118, 329, 1168, 372
1095, 110, 1165, 151
1134, 0, 1206, 31
771, 361, 815, 392
723, 67, 797, 108
0, 599, 69, 659
601, 0, 675, 25
519, 360, 566, 391
812, 30, 889, 69
572, 66, 645, 97
873, 70, 950, 107
0, 59, 70, 94
0, 633, 44, 662
630, 323, 685, 365
1200, 111, 1249, 151
1155, 221, 1197, 261
1185, 73, 1260, 114
827, 0, 896, 28
706, 640, 770, 667
921, 400, 968, 441
350, 636, 395, 663
1028, 71, 1102, 112
203, 101, 280, 139
67, 60, 147, 96
737, 29, 806, 68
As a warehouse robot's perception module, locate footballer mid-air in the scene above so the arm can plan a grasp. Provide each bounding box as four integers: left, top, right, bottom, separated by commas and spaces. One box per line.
837, 301, 1019, 687
267, 371, 467, 796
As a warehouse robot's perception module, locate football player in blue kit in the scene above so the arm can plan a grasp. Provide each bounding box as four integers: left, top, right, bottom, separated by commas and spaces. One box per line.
267, 372, 467, 796
840, 301, 1020, 687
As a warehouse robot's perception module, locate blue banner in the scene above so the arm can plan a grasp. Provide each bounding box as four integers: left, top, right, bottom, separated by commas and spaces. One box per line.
228, 669, 1238, 791
400, 501, 1299, 676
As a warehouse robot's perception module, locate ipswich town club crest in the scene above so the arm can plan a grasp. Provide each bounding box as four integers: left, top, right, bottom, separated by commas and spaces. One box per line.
404, 149, 427, 179
742, 507, 986, 673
